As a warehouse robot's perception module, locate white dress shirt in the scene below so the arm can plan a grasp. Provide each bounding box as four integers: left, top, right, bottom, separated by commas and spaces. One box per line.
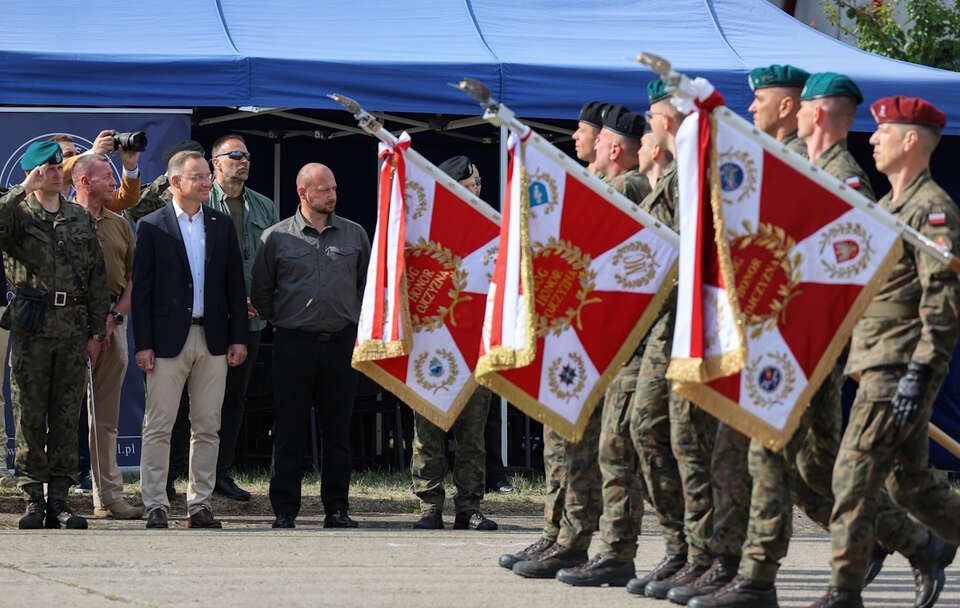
172, 198, 206, 317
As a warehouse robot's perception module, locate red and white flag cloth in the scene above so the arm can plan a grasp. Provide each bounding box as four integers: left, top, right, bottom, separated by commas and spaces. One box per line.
477, 128, 679, 441
353, 133, 500, 430
669, 80, 903, 450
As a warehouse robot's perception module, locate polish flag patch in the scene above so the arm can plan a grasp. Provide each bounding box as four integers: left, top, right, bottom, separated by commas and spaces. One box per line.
929, 212, 947, 226
844, 176, 861, 189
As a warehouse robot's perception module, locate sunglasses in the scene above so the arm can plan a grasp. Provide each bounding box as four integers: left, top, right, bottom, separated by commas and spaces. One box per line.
215, 150, 251, 161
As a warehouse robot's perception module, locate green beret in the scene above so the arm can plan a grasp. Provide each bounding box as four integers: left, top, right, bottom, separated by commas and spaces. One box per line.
20, 140, 63, 171
800, 72, 863, 104
749, 65, 810, 91
647, 79, 670, 104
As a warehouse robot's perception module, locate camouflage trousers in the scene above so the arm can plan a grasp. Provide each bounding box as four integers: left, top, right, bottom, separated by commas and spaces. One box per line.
596, 348, 686, 560
541, 404, 602, 550
742, 360, 928, 583
670, 394, 752, 565
11, 331, 87, 499
411, 386, 490, 515
830, 366, 960, 590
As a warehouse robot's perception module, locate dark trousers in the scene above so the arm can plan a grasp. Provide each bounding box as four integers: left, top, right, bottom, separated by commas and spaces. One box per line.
217, 330, 261, 479
269, 325, 357, 518
484, 395, 508, 488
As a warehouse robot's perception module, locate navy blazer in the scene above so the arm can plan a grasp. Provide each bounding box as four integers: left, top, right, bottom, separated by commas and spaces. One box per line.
132, 202, 247, 358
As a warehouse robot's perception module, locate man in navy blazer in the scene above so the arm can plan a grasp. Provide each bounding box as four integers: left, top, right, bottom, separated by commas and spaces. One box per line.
132, 150, 247, 529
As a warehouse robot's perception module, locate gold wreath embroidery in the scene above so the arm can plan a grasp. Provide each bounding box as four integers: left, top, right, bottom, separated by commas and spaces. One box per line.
406, 238, 472, 332
612, 241, 659, 289
731, 220, 803, 339
483, 244, 499, 283
817, 222, 874, 280
404, 179, 428, 220
718, 149, 758, 205
547, 352, 587, 401
526, 168, 559, 219
743, 351, 797, 409
414, 349, 459, 394
533, 237, 602, 337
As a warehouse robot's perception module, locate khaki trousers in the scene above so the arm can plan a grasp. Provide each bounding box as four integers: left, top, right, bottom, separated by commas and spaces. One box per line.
140, 326, 226, 515
87, 318, 128, 508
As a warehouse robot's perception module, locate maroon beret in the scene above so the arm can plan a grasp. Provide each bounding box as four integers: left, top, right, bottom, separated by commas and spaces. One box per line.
870, 96, 946, 129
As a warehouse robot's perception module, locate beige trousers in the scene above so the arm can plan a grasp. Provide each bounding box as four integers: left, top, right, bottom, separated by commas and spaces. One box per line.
87, 318, 128, 508
140, 326, 226, 515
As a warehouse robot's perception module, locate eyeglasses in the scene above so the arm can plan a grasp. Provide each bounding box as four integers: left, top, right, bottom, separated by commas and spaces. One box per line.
461, 176, 481, 188
644, 110, 667, 121
182, 174, 213, 183
215, 150, 251, 161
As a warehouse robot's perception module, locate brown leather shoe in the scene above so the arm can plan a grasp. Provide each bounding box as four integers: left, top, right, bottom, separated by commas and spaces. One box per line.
145, 508, 168, 529
645, 560, 710, 599
95, 499, 144, 520
499, 537, 554, 569
668, 554, 740, 604
807, 587, 863, 608
187, 507, 222, 529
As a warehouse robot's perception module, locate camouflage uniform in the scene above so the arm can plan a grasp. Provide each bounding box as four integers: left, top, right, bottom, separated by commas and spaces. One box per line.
126, 175, 170, 223
608, 169, 651, 207
0, 187, 109, 498
830, 170, 960, 590
546, 405, 603, 550
781, 131, 808, 157
411, 386, 490, 516
596, 163, 686, 559
540, 428, 566, 543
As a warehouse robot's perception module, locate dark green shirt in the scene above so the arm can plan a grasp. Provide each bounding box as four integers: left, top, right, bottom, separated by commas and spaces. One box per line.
225, 195, 244, 244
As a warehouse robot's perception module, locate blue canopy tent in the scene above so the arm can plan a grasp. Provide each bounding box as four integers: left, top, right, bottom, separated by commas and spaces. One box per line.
1, 0, 959, 469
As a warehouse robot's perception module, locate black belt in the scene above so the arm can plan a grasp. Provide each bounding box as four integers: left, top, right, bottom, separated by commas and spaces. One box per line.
277, 324, 356, 342
191, 317, 204, 326
47, 291, 87, 307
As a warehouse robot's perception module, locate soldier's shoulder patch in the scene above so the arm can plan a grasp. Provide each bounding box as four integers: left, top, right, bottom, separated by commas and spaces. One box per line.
844, 176, 861, 189
929, 212, 947, 226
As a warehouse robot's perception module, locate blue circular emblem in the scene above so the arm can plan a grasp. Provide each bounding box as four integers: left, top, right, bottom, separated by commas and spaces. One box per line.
719, 162, 745, 192
429, 357, 444, 377
528, 181, 550, 207
757, 366, 782, 393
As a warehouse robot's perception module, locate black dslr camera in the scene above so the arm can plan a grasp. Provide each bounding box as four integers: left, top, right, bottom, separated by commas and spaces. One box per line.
112, 131, 148, 152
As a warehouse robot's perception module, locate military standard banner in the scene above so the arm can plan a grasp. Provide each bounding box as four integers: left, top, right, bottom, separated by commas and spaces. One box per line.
352, 133, 500, 430
670, 87, 902, 450
476, 126, 679, 441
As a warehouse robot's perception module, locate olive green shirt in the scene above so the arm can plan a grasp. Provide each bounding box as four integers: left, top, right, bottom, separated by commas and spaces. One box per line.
608, 168, 652, 207
782, 131, 808, 158
92, 208, 135, 298
640, 160, 680, 229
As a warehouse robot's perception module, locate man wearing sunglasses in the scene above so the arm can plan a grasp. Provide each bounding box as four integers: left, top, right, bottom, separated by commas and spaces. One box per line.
206, 134, 278, 502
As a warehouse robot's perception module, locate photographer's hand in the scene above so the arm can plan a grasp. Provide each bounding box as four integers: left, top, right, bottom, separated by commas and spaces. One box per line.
91, 130, 115, 155
118, 145, 140, 173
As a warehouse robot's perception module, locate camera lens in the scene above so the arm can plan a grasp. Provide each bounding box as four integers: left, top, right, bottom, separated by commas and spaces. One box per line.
112, 131, 148, 152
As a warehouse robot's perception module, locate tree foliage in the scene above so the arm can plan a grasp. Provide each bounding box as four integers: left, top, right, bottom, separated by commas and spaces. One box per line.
820, 0, 960, 71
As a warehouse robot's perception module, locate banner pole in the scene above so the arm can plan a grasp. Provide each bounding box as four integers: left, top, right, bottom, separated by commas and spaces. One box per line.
929, 423, 960, 461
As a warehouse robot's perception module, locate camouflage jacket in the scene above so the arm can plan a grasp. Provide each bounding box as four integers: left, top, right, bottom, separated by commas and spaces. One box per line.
640, 160, 679, 229
814, 140, 875, 202
782, 131, 808, 158
126, 174, 171, 224
846, 170, 960, 377
608, 169, 652, 207
0, 187, 109, 340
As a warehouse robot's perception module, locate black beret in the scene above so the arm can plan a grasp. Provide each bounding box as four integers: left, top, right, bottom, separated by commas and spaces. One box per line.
602, 105, 646, 141
162, 140, 206, 167
578, 101, 608, 128
437, 155, 474, 181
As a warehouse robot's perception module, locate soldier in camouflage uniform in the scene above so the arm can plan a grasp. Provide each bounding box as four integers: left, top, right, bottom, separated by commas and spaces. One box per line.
807, 97, 960, 608
501, 101, 608, 572
690, 72, 942, 608
0, 141, 109, 530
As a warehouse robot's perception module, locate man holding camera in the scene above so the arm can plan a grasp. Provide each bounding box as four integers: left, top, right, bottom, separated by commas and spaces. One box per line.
58, 130, 142, 209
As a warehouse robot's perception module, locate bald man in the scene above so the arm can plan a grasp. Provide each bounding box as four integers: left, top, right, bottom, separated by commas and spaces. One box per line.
251, 163, 370, 529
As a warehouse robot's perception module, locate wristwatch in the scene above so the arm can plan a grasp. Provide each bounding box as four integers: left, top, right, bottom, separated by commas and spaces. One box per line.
109, 310, 124, 324
92, 333, 106, 343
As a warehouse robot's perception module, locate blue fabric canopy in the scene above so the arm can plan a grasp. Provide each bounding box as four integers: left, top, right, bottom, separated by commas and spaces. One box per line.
1, 0, 959, 132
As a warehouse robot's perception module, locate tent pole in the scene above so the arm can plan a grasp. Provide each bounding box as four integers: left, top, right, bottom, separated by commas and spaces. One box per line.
499, 124, 509, 468
273, 141, 281, 212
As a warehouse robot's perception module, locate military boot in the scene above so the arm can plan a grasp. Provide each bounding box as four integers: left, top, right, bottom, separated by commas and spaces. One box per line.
413, 506, 443, 529
555, 554, 635, 586
908, 532, 957, 608
626, 553, 687, 594
645, 560, 711, 599
45, 498, 88, 529
18, 488, 45, 530
512, 544, 587, 579
687, 576, 779, 608
863, 543, 890, 587
499, 537, 554, 569
668, 554, 740, 604
806, 588, 863, 608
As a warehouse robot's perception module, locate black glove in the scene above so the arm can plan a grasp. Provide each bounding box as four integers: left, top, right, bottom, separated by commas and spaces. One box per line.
891, 361, 931, 429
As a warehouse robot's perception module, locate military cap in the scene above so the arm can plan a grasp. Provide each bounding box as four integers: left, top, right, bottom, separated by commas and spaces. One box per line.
648, 79, 670, 104
162, 139, 206, 167
438, 155, 475, 181
578, 101, 608, 129
602, 105, 646, 141
749, 64, 810, 91
870, 96, 946, 129
20, 140, 63, 171
800, 72, 863, 104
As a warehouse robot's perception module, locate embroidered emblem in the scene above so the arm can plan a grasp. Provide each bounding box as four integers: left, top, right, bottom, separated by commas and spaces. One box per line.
405, 238, 472, 331
818, 222, 874, 280
532, 237, 601, 337
414, 348, 459, 394
929, 212, 946, 226
612, 240, 659, 289
547, 352, 587, 401
525, 168, 559, 218
744, 352, 796, 409
404, 179, 428, 220
717, 149, 757, 205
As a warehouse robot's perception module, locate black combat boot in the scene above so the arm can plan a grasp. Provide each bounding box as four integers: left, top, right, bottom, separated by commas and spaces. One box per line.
807, 587, 863, 608
687, 576, 779, 608
626, 553, 687, 594
512, 544, 587, 578
413, 506, 443, 529
45, 497, 88, 529
18, 488, 45, 530
908, 532, 957, 608
499, 537, 554, 569
863, 543, 891, 587
555, 554, 635, 586
645, 560, 711, 599
668, 554, 740, 604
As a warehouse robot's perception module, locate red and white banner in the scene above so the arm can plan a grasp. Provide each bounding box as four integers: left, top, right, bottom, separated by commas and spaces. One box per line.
670, 88, 902, 449
477, 128, 679, 441
353, 134, 500, 430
